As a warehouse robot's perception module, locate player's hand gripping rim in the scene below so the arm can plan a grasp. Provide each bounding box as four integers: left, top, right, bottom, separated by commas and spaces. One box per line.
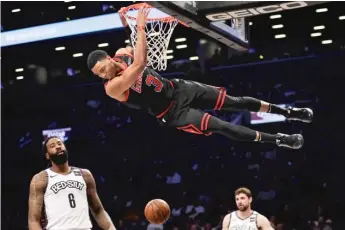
118, 7, 128, 27
136, 5, 150, 31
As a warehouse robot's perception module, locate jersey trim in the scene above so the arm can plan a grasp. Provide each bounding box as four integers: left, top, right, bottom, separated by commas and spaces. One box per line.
156, 100, 174, 119
156, 81, 175, 118
123, 89, 130, 102
201, 113, 211, 132
228, 213, 232, 228
235, 211, 254, 220
214, 88, 226, 110
47, 166, 74, 177
255, 212, 259, 229
41, 170, 49, 230
176, 113, 213, 136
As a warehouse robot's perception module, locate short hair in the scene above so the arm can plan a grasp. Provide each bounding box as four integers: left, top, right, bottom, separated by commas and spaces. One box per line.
87, 50, 108, 70
42, 136, 62, 155
235, 187, 252, 198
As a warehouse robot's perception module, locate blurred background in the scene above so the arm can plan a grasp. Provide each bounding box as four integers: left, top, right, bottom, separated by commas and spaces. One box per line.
1, 1, 345, 230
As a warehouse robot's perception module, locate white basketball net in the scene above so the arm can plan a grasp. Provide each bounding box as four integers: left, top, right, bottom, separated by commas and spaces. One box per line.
121, 6, 179, 71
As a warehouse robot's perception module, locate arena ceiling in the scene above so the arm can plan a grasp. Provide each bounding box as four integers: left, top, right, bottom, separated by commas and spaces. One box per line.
1, 1, 344, 87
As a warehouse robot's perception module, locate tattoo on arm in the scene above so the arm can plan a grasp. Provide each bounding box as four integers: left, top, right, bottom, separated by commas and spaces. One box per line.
82, 169, 116, 230
28, 171, 47, 230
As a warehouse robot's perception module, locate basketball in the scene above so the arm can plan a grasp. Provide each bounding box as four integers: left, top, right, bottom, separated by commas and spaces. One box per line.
144, 199, 170, 224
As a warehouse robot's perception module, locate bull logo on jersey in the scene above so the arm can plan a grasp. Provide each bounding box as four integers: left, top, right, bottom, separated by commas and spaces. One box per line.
50, 180, 85, 194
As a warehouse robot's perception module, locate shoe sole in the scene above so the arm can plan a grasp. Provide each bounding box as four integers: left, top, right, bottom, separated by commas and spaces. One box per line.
287, 108, 313, 123
277, 133, 304, 149
295, 134, 304, 149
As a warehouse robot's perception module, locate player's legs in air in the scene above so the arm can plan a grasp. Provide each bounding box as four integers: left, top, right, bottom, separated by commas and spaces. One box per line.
169, 107, 304, 149
183, 79, 313, 122
164, 79, 310, 149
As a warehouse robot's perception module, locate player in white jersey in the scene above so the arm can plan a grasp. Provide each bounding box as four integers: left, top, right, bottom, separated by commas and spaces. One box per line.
28, 136, 116, 230
222, 187, 274, 230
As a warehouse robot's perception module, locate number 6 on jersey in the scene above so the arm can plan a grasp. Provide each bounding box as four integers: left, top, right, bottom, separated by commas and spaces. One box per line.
68, 193, 76, 208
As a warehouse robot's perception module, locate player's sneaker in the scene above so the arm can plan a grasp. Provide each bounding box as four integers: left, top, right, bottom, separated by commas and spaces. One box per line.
287, 107, 313, 123
276, 133, 304, 149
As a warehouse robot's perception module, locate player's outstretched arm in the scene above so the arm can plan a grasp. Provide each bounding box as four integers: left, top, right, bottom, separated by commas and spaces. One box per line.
222, 214, 231, 230
130, 5, 148, 68
118, 7, 134, 56
105, 6, 149, 99
257, 214, 275, 230
82, 169, 116, 230
28, 171, 47, 230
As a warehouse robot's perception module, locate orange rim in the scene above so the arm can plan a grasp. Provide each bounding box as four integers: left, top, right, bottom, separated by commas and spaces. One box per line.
120, 3, 188, 26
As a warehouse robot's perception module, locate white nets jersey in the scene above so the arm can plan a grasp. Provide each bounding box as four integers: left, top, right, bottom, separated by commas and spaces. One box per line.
228, 211, 259, 230
44, 167, 92, 230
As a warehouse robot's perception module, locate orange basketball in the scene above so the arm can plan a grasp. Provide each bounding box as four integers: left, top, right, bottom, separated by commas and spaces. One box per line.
144, 199, 170, 224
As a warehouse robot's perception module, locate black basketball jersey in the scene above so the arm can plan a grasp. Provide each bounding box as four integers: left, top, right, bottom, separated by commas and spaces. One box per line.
106, 54, 174, 117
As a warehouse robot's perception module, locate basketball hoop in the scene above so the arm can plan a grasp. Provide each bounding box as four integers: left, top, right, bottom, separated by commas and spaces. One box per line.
120, 3, 186, 71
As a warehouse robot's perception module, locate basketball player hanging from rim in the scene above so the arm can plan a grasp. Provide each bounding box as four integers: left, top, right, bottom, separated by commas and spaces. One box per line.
28, 137, 116, 230
222, 187, 274, 230
87, 4, 313, 149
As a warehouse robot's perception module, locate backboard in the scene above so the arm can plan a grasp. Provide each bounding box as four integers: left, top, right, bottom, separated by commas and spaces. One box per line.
146, 1, 328, 52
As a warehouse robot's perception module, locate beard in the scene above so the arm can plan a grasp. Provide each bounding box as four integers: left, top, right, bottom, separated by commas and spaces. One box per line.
237, 204, 250, 211
50, 150, 69, 165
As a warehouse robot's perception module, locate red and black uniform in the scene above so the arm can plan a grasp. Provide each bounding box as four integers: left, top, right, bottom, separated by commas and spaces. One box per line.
107, 54, 175, 117
103, 53, 310, 148
104, 54, 227, 136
